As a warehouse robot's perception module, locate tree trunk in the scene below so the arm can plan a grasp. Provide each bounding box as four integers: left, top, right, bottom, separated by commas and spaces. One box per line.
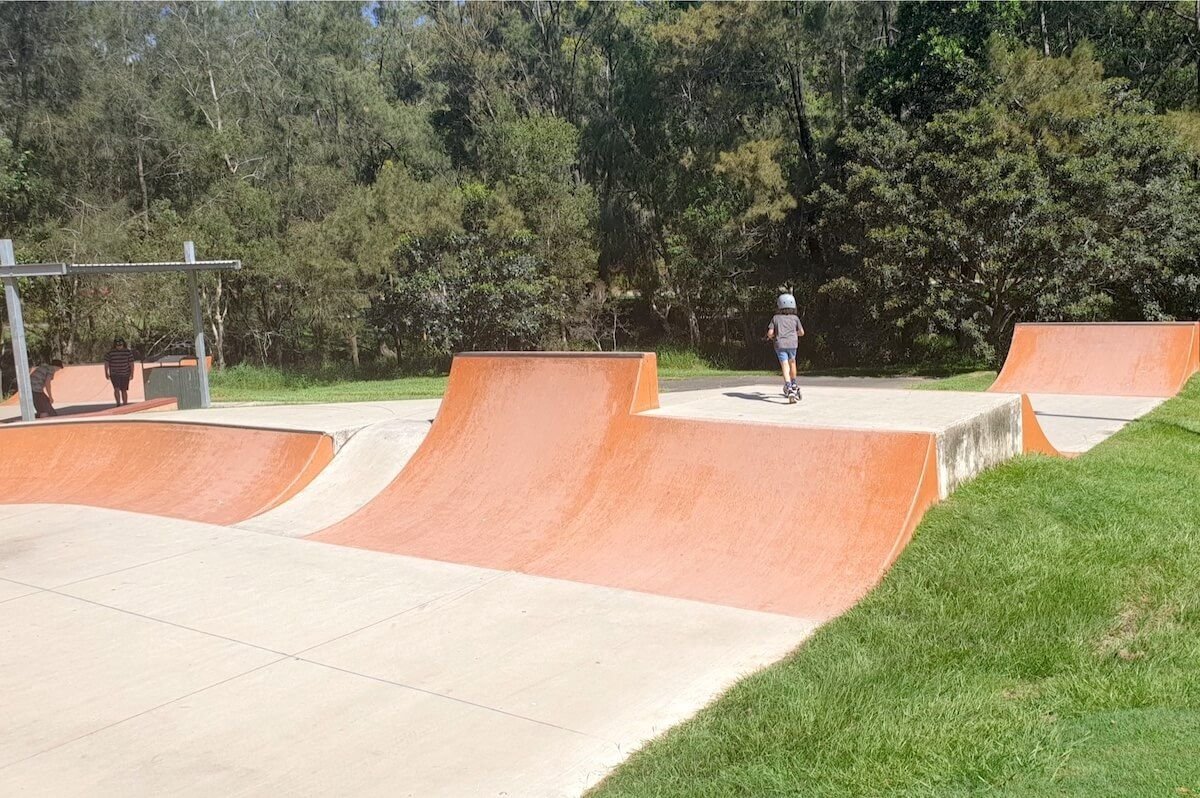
203, 275, 227, 369
136, 138, 150, 230
13, 5, 30, 149
839, 49, 849, 118
787, 58, 818, 173
214, 311, 226, 369
348, 332, 360, 369
206, 66, 237, 173
1039, 2, 1050, 57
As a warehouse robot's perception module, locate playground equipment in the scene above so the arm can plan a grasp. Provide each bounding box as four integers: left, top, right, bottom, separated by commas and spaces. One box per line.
0, 239, 239, 421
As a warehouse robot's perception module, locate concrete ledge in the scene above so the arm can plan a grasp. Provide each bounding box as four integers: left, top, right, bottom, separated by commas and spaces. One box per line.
649, 385, 1023, 498
934, 400, 1021, 497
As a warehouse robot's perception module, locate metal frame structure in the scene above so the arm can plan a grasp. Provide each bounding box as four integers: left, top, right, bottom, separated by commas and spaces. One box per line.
0, 239, 241, 422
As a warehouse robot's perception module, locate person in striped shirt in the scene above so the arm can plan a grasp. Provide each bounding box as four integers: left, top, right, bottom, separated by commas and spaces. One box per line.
29, 359, 64, 418
104, 337, 137, 406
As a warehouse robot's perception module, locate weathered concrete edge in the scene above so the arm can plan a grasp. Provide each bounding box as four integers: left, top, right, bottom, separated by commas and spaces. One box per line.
933, 396, 1022, 499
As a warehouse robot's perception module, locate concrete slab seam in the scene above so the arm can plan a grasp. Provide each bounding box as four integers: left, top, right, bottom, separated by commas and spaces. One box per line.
0, 578, 42, 605
20, 584, 603, 740
295, 659, 600, 740
289, 571, 510, 658
0, 656, 288, 773
48, 544, 225, 591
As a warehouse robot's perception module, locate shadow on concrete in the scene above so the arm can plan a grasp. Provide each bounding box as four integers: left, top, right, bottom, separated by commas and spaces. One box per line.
723, 391, 795, 405
0, 399, 174, 424
0, 403, 115, 424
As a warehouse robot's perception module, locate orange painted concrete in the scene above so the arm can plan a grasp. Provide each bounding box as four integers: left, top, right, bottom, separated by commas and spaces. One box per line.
991, 322, 1200, 397
312, 354, 941, 620
4, 362, 146, 406
1017, 394, 1063, 457
4, 358, 215, 408
79, 397, 179, 416
0, 397, 179, 425
0, 421, 333, 524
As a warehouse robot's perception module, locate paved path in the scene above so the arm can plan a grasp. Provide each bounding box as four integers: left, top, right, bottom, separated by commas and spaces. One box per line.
661, 373, 929, 392
1029, 393, 1164, 453
0, 504, 809, 797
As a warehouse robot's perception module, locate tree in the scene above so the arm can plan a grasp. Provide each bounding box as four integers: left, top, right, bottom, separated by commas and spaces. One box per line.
818, 40, 1200, 363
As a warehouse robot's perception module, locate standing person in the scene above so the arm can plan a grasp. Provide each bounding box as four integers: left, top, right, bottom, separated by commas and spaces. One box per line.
104, 337, 137, 406
766, 293, 805, 402
29, 359, 64, 418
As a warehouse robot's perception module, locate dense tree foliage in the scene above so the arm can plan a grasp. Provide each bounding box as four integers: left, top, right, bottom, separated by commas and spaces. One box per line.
1, 1, 1198, 375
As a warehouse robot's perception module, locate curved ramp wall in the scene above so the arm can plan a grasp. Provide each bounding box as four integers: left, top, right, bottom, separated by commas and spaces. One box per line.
311, 353, 941, 621
991, 322, 1200, 397
0, 421, 333, 524
1017, 395, 1063, 457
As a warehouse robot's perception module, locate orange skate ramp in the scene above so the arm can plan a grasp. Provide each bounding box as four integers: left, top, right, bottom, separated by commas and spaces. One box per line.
311, 354, 940, 620
991, 322, 1200, 397
4, 362, 147, 407
1017, 394, 1063, 457
0, 421, 333, 524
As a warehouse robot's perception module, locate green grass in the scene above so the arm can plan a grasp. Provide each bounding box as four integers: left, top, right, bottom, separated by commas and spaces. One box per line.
209, 355, 769, 404
208, 356, 987, 404
590, 377, 1200, 797
210, 365, 447, 404
655, 347, 764, 380
915, 369, 998, 392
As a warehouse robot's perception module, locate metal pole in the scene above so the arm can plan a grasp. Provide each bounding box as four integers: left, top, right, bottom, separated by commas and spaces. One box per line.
1, 240, 36, 422
185, 241, 211, 409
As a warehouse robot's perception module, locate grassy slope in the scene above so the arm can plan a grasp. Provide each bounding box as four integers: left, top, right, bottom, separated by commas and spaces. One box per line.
208, 356, 766, 404
209, 358, 988, 404
207, 370, 773, 403
211, 371, 449, 403
916, 369, 997, 392
591, 377, 1200, 797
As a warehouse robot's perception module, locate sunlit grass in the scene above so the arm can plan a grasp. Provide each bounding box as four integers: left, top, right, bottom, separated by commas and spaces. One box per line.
591, 377, 1200, 797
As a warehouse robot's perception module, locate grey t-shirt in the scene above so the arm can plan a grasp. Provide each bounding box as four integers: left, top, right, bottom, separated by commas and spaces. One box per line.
29, 365, 58, 393
768, 314, 804, 349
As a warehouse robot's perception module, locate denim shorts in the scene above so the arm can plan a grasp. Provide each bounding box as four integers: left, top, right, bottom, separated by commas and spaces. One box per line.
775, 347, 798, 362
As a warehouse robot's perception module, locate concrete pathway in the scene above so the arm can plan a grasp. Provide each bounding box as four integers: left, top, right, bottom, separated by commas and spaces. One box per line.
654, 383, 1007, 429
236, 419, 432, 537
14, 399, 442, 448
1027, 393, 1164, 453
661, 373, 929, 392
0, 504, 810, 796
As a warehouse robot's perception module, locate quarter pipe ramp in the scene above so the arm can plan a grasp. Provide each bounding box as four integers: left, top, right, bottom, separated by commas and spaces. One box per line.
311, 354, 941, 620
991, 322, 1200, 397
0, 421, 333, 524
991, 322, 1200, 455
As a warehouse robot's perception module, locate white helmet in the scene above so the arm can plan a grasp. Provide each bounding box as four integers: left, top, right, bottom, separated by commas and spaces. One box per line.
777, 293, 797, 310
